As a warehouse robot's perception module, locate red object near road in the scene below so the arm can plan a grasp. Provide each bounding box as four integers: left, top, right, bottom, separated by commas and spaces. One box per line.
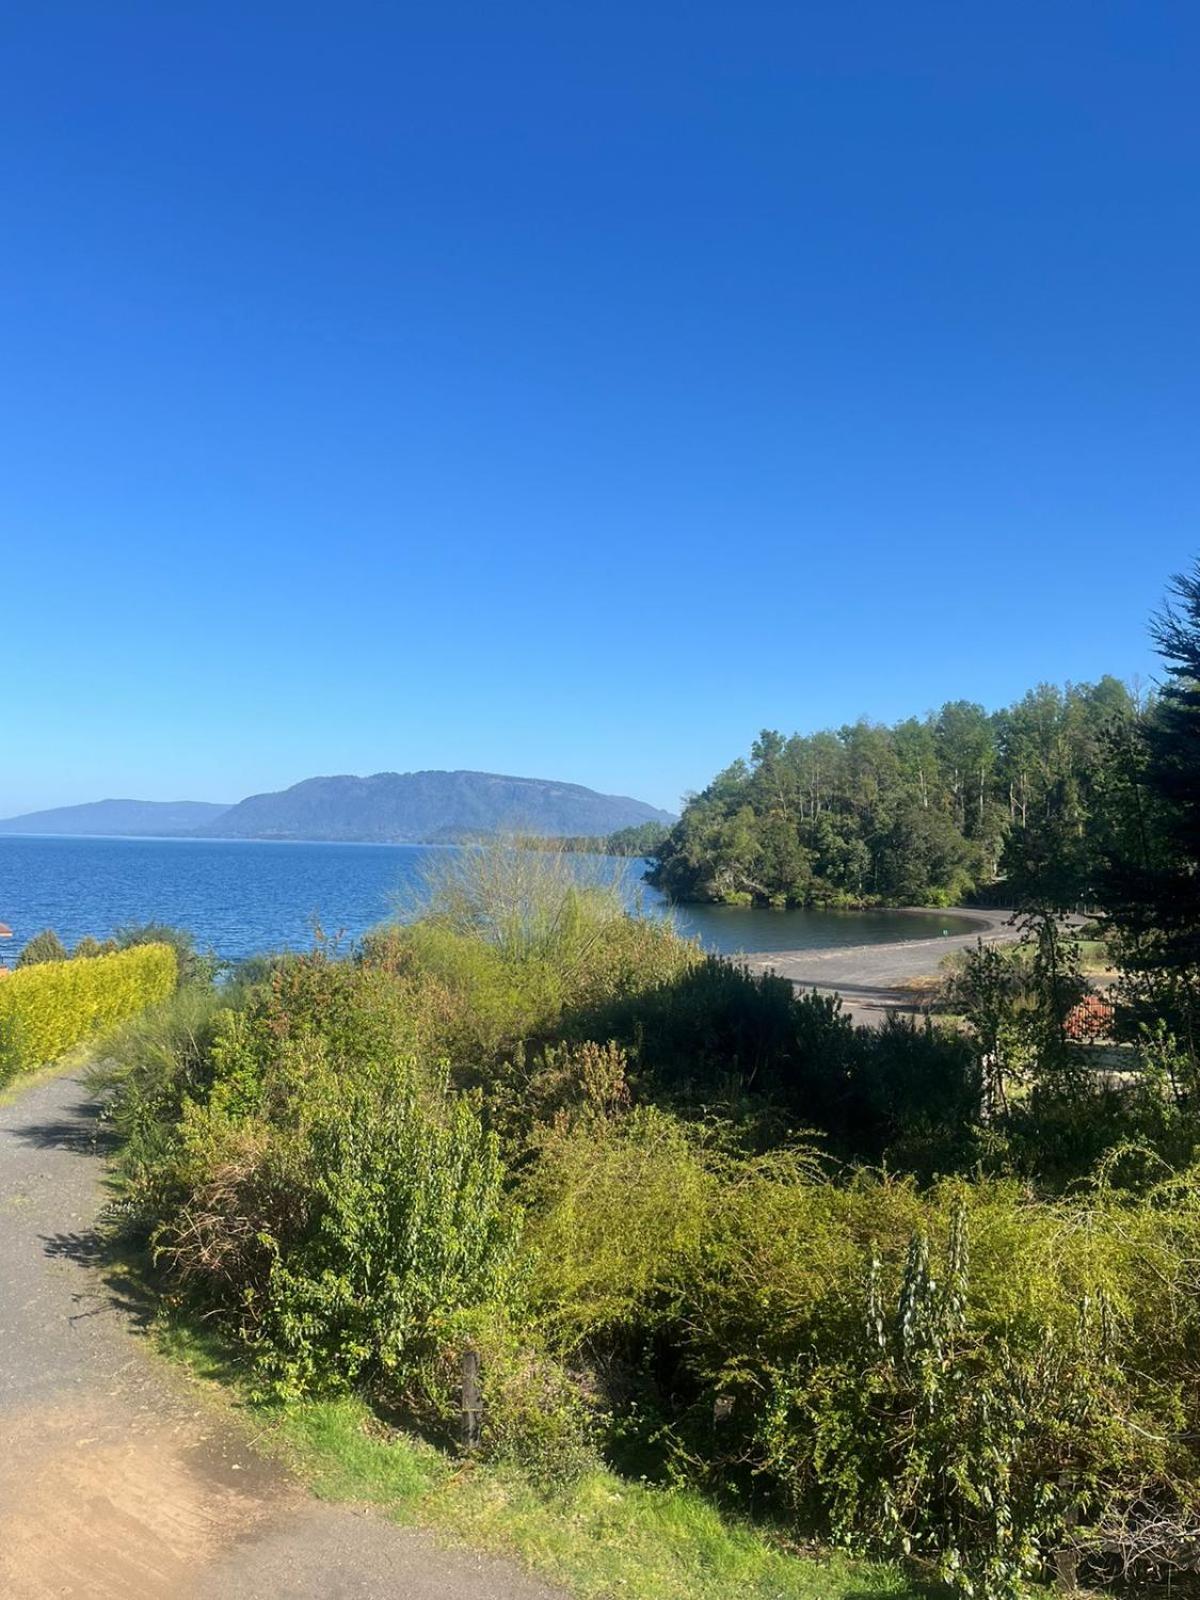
1065, 993, 1114, 1042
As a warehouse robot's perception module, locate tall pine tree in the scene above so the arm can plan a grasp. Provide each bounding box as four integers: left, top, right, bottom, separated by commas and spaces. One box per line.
1102, 563, 1200, 983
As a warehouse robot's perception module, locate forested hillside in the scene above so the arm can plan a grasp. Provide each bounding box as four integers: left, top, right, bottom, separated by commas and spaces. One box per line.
649, 676, 1151, 908
202, 770, 672, 842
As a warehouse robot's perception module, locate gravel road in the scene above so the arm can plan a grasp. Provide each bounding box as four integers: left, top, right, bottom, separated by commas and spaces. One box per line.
0, 1069, 562, 1600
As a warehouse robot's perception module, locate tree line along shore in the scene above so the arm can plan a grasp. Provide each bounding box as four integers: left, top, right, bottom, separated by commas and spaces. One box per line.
647, 677, 1151, 912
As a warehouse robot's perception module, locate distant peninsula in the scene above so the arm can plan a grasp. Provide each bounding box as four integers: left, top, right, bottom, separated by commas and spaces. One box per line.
0, 771, 674, 845
0, 799, 231, 838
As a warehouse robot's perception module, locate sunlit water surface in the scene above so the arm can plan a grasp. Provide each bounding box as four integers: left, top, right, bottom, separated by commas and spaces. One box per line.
0, 835, 981, 964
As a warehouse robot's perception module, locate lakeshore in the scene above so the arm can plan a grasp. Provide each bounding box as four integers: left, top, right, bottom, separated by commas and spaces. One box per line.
738, 907, 1017, 1023
0, 833, 990, 966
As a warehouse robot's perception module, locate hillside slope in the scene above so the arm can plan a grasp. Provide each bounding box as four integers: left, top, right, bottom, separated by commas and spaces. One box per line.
0, 799, 231, 837
202, 770, 673, 842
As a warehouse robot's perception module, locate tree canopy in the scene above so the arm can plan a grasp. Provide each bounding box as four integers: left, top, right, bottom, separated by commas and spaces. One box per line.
649, 677, 1144, 908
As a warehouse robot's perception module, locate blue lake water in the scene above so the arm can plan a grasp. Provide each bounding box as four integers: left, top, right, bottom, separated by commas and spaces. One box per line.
0, 835, 982, 965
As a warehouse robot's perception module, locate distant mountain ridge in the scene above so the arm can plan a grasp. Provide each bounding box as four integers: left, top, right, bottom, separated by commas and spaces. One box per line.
199, 770, 673, 842
0, 772, 673, 844
0, 799, 231, 837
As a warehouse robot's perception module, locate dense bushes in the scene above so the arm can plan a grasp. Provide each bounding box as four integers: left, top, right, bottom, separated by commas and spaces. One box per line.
576, 956, 980, 1171
16, 928, 69, 966
92, 852, 1200, 1595
0, 942, 177, 1081
527, 1112, 1200, 1594
253, 1069, 519, 1403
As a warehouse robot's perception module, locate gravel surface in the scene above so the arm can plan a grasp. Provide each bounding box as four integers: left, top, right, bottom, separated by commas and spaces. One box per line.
0, 1069, 562, 1600
738, 908, 1018, 1023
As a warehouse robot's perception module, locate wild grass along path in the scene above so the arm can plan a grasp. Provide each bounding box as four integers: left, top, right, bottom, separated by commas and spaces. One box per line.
0, 1067, 562, 1600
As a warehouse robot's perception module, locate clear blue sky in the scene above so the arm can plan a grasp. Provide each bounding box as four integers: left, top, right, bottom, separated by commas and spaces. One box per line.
3, 3, 1197, 817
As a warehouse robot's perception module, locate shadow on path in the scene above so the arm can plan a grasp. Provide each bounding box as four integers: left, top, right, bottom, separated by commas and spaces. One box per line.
10, 1100, 118, 1157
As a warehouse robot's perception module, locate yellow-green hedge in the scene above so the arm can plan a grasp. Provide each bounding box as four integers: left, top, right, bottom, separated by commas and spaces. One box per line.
0, 943, 178, 1082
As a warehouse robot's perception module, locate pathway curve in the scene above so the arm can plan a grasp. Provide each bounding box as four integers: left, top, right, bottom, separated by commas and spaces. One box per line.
737, 908, 1018, 1024
0, 1069, 562, 1600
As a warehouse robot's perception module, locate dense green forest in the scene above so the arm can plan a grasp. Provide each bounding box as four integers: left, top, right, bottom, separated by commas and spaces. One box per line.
532, 820, 672, 857
649, 676, 1153, 909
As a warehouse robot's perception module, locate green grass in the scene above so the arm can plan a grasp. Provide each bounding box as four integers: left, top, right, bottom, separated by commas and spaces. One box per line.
0, 1042, 90, 1105
276, 1397, 921, 1600
156, 1317, 928, 1600
1071, 938, 1113, 976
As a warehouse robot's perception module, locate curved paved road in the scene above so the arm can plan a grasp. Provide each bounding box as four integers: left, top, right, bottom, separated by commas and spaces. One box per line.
0, 1070, 562, 1600
738, 908, 1017, 1024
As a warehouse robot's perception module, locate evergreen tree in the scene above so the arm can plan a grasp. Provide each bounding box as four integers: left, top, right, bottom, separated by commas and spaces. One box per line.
650, 678, 1139, 910
1102, 563, 1200, 977
17, 928, 68, 966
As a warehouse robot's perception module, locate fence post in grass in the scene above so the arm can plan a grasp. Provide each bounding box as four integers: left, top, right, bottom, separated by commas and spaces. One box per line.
1054, 1472, 1080, 1592
461, 1346, 482, 1453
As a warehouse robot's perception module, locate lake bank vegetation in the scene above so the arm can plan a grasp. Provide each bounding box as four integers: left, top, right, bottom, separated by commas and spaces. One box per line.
647, 674, 1155, 910
0, 937, 177, 1084
520, 821, 672, 858
75, 561, 1200, 1598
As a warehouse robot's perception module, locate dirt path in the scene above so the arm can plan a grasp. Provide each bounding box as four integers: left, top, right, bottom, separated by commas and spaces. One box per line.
737, 908, 1018, 1024
0, 1069, 562, 1600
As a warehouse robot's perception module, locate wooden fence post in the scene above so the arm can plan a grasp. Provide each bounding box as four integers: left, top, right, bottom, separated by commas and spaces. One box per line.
1054, 1472, 1079, 1592
461, 1347, 482, 1453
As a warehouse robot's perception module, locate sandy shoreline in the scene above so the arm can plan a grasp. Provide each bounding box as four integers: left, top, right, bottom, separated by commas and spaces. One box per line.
735, 907, 1018, 1025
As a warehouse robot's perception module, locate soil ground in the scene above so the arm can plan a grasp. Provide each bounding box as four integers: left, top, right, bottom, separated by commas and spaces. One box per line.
0, 1068, 562, 1600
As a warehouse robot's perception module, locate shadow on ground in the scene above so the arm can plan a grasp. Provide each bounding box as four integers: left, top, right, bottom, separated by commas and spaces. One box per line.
10, 1099, 118, 1157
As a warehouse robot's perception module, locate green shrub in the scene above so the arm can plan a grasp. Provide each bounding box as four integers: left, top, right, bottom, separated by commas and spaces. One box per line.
90, 981, 237, 1204
0, 942, 178, 1081
361, 841, 701, 1078
87, 851, 1200, 1598
249, 1067, 521, 1403
439, 1312, 600, 1485
524, 1106, 715, 1339
116, 922, 218, 987
523, 1110, 1200, 1595
756, 1190, 1200, 1597
16, 928, 68, 966
577, 958, 980, 1169
478, 1348, 598, 1487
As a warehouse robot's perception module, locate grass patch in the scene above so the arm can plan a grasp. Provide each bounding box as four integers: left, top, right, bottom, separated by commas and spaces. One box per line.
157, 1315, 927, 1600
0, 1043, 90, 1108
276, 1395, 921, 1600
1071, 938, 1114, 977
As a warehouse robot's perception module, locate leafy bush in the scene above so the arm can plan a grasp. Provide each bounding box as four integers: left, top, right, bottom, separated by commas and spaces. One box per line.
359, 895, 698, 1088
16, 928, 68, 966
0, 942, 178, 1081
89, 846, 1200, 1597
523, 1111, 1200, 1595
524, 1107, 715, 1338
90, 981, 236, 1200
116, 921, 218, 987
249, 1068, 520, 1403
100, 953, 522, 1427
438, 1312, 600, 1485
579, 957, 980, 1169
